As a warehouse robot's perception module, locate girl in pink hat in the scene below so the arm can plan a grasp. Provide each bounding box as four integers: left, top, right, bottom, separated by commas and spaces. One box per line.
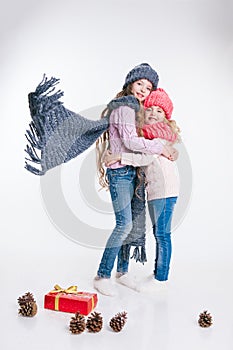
104, 88, 181, 293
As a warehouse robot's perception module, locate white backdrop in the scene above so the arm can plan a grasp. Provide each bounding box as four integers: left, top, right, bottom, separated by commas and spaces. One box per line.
1, 1, 233, 349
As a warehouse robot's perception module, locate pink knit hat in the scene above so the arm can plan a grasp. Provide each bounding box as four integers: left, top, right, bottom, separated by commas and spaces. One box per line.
144, 88, 173, 120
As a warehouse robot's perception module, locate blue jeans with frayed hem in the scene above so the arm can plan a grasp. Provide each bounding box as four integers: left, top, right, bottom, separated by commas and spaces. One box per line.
97, 166, 137, 278
148, 197, 177, 281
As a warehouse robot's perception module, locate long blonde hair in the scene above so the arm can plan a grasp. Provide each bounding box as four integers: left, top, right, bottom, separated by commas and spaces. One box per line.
96, 84, 144, 190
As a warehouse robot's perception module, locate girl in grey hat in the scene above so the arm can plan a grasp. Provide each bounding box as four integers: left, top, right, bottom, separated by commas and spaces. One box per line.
94, 63, 177, 296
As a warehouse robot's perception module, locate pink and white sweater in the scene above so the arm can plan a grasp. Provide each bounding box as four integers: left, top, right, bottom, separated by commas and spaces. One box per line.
121, 150, 179, 201
120, 120, 179, 200
108, 106, 164, 169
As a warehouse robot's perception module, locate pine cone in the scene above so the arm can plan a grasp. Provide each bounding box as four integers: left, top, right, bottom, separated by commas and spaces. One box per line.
109, 311, 127, 332
198, 310, 213, 328
86, 311, 103, 333
17, 292, 37, 317
18, 292, 35, 306
69, 312, 86, 334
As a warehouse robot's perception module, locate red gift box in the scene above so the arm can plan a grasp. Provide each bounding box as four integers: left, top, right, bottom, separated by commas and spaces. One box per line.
44, 285, 98, 315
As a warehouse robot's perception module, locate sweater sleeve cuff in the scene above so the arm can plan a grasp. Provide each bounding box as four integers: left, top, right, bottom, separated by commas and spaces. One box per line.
121, 154, 134, 166
153, 140, 164, 155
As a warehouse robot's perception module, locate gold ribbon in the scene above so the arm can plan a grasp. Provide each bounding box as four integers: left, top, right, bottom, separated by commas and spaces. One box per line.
91, 296, 95, 310
49, 285, 95, 311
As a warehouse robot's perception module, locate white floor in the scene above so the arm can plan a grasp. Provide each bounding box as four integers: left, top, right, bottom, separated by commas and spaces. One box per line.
2, 228, 233, 350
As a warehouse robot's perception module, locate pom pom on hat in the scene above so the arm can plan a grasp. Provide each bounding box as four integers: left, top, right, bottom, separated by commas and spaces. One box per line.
123, 63, 159, 90
144, 88, 173, 119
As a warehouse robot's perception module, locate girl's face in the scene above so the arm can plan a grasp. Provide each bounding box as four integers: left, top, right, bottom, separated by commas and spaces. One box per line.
131, 79, 153, 102
144, 106, 166, 125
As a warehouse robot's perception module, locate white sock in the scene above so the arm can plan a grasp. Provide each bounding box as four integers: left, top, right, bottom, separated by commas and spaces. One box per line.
115, 273, 140, 292
139, 275, 168, 294
93, 276, 117, 297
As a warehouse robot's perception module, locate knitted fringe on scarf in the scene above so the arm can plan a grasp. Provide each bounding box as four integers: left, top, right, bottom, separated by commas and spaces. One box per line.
25, 74, 109, 175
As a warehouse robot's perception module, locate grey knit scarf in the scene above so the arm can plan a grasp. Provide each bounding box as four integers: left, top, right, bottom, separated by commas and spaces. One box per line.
25, 75, 147, 263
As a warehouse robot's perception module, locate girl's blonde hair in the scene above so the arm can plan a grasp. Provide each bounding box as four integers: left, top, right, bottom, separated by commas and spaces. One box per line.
96, 84, 144, 190
164, 119, 181, 142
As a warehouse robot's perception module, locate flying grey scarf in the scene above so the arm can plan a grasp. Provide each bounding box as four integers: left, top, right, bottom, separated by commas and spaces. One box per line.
25, 75, 147, 263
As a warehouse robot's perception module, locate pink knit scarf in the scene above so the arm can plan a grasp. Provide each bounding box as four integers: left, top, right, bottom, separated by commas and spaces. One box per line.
142, 122, 177, 143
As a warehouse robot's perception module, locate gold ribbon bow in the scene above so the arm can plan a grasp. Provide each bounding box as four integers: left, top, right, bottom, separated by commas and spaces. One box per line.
50, 284, 79, 295
50, 284, 79, 311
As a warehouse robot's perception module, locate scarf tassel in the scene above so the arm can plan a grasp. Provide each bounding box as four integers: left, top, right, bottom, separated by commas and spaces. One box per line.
121, 245, 147, 264
25, 144, 41, 164
131, 246, 147, 264
24, 163, 45, 176
25, 123, 43, 150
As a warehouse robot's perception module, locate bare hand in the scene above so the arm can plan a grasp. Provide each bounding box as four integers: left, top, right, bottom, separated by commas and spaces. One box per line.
161, 145, 179, 161
168, 147, 179, 161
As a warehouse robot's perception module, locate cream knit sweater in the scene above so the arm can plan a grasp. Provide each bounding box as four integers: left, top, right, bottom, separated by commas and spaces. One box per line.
121, 147, 179, 201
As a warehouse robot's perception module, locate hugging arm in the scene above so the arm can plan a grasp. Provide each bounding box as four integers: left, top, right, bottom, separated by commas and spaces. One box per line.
104, 150, 155, 167
112, 106, 171, 156
113, 107, 178, 160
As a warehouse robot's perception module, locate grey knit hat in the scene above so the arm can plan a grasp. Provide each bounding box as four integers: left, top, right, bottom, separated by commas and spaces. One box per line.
123, 63, 159, 90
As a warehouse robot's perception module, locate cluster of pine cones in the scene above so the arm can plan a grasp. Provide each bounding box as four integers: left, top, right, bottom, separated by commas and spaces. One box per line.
69, 311, 127, 334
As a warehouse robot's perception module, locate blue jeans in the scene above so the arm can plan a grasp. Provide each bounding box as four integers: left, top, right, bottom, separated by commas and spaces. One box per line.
97, 166, 137, 278
148, 197, 177, 281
